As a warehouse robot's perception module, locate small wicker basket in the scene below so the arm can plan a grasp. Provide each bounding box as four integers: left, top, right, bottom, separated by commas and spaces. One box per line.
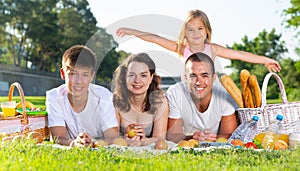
238, 73, 300, 134
0, 82, 50, 140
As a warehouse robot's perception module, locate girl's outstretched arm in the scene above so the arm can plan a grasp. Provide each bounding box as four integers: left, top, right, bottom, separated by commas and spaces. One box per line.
116, 27, 178, 52
212, 43, 281, 72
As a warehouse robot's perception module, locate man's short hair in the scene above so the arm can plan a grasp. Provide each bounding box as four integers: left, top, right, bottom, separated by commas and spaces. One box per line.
185, 52, 215, 74
62, 45, 96, 71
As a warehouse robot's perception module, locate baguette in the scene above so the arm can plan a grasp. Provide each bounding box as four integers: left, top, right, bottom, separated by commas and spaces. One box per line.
220, 74, 244, 108
248, 75, 262, 107
240, 69, 250, 92
243, 84, 255, 108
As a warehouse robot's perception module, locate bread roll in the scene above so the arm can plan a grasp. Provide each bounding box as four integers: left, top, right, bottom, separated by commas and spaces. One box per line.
248, 75, 262, 107
220, 74, 244, 108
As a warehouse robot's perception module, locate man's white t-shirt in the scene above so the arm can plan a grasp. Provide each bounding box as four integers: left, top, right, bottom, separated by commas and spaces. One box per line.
46, 84, 118, 140
166, 80, 237, 135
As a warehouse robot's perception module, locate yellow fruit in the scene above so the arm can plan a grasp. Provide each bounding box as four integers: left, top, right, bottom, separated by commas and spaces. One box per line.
188, 139, 199, 147
254, 132, 265, 144
178, 140, 192, 148
113, 137, 128, 146
274, 140, 288, 150
154, 139, 168, 150
216, 137, 228, 143
94, 139, 109, 147
16, 101, 35, 109
126, 124, 136, 138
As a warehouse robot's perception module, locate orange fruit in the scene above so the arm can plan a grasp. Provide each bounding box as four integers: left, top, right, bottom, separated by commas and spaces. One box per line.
178, 140, 192, 148
278, 134, 289, 144
231, 139, 244, 147
188, 139, 199, 147
154, 139, 168, 150
274, 140, 288, 150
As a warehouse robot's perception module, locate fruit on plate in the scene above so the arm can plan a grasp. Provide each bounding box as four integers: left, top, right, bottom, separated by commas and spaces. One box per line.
154, 139, 168, 150
245, 142, 258, 149
274, 140, 288, 150
126, 124, 136, 138
16, 101, 35, 109
93, 139, 109, 147
188, 139, 199, 147
113, 137, 128, 146
231, 139, 244, 147
27, 131, 43, 143
178, 140, 192, 148
216, 137, 228, 143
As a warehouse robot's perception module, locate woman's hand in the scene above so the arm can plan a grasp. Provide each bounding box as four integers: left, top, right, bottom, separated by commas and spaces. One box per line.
124, 124, 146, 146
69, 131, 93, 148
192, 130, 217, 142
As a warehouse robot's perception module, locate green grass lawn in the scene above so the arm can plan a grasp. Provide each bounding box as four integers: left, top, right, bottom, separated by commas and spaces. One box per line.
0, 141, 299, 171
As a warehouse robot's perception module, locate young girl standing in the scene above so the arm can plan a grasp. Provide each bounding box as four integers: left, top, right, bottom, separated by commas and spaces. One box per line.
116, 9, 281, 72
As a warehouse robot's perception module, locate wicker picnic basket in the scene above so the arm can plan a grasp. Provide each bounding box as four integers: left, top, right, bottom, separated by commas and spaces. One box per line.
238, 72, 300, 134
0, 82, 50, 140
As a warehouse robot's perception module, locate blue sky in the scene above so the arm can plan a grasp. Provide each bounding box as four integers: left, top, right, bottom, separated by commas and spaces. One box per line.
87, 0, 296, 76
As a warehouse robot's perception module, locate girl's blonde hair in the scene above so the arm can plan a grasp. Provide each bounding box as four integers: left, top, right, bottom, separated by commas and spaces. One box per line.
177, 9, 212, 57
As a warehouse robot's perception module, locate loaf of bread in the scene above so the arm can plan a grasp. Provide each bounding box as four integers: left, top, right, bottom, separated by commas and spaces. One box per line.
220, 74, 244, 108
248, 75, 262, 107
240, 69, 255, 108
243, 84, 255, 108
240, 69, 250, 92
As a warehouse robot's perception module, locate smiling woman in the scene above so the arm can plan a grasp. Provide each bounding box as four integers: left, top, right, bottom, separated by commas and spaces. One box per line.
111, 53, 169, 147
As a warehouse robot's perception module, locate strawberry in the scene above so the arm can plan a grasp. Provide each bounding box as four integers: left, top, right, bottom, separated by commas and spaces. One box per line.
245, 142, 258, 149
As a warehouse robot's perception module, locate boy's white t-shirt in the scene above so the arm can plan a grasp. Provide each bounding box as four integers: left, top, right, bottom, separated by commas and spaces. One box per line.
166, 80, 237, 135
46, 84, 118, 140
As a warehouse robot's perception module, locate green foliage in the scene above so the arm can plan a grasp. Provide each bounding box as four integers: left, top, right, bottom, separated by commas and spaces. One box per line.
284, 0, 300, 55
0, 0, 120, 76
284, 0, 300, 29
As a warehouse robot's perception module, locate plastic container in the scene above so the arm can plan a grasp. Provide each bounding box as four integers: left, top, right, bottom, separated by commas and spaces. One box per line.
1, 101, 16, 117
229, 115, 259, 143
261, 114, 284, 149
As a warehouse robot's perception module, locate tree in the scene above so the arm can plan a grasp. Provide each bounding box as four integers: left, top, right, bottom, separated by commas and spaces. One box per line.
227, 29, 287, 99
279, 58, 300, 101
284, 0, 300, 55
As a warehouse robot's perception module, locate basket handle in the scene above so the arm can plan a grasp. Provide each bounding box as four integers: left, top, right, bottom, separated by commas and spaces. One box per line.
261, 72, 288, 107
8, 82, 28, 125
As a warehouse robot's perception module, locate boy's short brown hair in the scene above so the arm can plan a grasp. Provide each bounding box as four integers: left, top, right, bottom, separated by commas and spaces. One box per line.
62, 45, 96, 71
